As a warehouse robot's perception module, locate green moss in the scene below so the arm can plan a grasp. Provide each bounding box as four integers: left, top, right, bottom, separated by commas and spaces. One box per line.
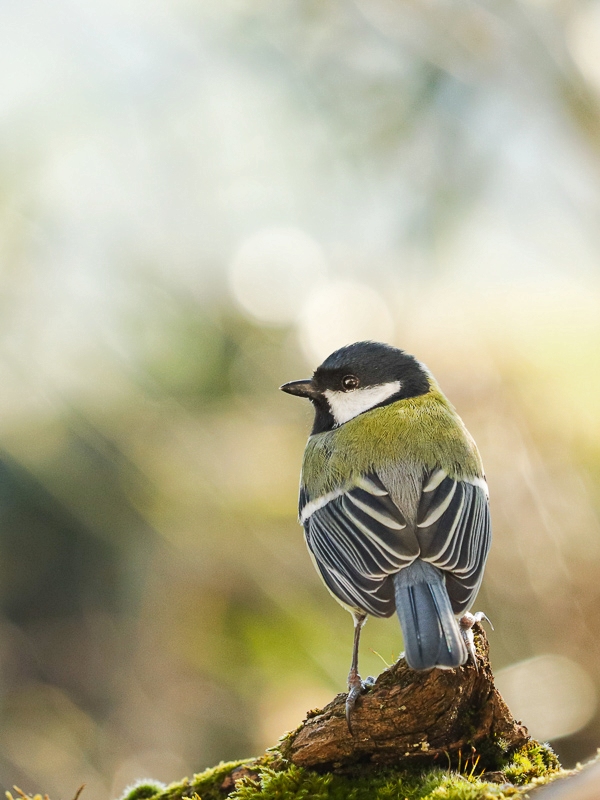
503, 741, 561, 785
232, 764, 493, 799
462, 734, 513, 774
223, 761, 557, 799
160, 759, 258, 800
119, 781, 167, 800
122, 743, 571, 800
3, 745, 576, 800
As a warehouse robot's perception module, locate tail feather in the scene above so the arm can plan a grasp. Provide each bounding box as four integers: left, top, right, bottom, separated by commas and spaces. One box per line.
394, 561, 467, 670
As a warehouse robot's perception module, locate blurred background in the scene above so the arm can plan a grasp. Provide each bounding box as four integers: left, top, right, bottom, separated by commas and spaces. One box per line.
1, 0, 600, 796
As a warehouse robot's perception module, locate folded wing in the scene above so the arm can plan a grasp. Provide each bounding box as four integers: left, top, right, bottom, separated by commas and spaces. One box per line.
302, 468, 491, 618
301, 474, 419, 617
416, 469, 491, 614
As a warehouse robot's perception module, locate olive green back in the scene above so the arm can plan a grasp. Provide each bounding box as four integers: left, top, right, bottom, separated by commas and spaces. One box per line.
301, 383, 483, 499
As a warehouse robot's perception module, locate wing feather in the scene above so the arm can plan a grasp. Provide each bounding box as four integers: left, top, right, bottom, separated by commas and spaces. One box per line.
301, 466, 491, 619
417, 471, 491, 613
303, 474, 418, 617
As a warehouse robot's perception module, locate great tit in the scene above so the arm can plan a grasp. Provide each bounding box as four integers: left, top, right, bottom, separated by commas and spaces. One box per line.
281, 341, 491, 731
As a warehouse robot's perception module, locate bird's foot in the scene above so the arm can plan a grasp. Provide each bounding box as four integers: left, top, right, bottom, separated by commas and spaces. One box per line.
459, 612, 493, 672
345, 670, 375, 735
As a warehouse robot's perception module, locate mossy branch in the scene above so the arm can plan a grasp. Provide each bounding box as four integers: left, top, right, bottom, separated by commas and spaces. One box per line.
11, 625, 597, 800
111, 624, 577, 800
279, 624, 528, 771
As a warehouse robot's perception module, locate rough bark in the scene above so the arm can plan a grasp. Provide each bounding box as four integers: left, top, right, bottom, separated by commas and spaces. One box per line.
279, 624, 529, 772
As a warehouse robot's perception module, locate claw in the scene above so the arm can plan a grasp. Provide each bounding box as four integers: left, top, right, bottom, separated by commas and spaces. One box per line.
345, 685, 361, 734
345, 672, 374, 734
470, 611, 494, 630
459, 612, 493, 671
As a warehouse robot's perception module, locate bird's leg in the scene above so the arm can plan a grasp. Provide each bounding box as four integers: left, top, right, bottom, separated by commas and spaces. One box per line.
345, 612, 372, 734
459, 611, 494, 672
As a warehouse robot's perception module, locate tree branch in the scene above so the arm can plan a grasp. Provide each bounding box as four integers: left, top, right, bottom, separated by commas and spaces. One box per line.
279, 624, 529, 772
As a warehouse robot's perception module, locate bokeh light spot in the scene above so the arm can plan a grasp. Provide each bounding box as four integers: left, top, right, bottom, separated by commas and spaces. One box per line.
567, 3, 600, 93
229, 227, 328, 325
495, 655, 597, 741
298, 279, 395, 363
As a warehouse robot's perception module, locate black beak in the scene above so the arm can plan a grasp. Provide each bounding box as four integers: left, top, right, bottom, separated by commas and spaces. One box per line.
280, 379, 320, 399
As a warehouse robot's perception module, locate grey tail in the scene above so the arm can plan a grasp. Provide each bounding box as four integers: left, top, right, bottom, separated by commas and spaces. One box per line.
394, 560, 467, 671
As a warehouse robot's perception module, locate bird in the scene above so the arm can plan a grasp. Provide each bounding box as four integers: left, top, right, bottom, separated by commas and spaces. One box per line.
280, 341, 492, 732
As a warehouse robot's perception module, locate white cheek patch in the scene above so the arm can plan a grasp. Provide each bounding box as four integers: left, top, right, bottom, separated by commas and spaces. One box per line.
324, 381, 402, 426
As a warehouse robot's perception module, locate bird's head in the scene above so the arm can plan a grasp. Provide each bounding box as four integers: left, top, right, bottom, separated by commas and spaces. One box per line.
280, 341, 431, 434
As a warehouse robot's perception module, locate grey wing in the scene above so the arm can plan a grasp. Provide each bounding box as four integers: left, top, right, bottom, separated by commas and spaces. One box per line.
302, 474, 419, 617
416, 469, 492, 615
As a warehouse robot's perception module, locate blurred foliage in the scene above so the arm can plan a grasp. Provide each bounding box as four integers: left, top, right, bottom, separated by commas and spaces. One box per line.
2, 0, 600, 798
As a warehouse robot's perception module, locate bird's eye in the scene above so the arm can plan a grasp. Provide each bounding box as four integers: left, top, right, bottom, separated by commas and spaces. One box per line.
341, 375, 360, 391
